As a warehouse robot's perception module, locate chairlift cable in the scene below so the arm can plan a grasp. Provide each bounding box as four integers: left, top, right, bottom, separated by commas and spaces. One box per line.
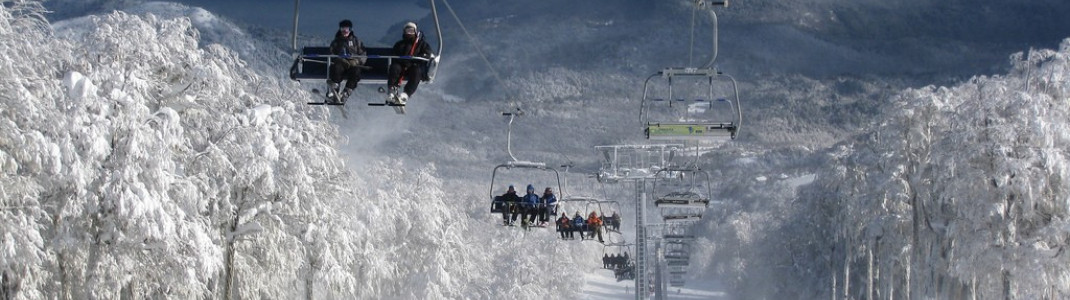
440, 0, 506, 86
689, 1, 698, 67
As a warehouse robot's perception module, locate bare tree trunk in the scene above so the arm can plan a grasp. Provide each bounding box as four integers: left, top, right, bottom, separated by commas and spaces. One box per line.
56, 253, 72, 300
832, 245, 837, 300
867, 245, 874, 300
844, 246, 851, 300
222, 188, 247, 300
223, 217, 238, 300
119, 281, 134, 300
306, 246, 316, 300
905, 250, 911, 300
1002, 270, 1011, 300
886, 261, 894, 300
972, 276, 977, 300
1, 270, 14, 300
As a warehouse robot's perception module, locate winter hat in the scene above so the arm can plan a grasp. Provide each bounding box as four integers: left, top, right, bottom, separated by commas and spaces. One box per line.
339, 19, 353, 28
526, 184, 535, 191
404, 22, 417, 31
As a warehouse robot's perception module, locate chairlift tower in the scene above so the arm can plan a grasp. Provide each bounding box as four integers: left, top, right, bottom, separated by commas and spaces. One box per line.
631, 0, 731, 297
594, 143, 687, 299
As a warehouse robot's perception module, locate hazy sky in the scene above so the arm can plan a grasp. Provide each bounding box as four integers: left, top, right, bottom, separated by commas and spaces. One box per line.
173, 0, 428, 41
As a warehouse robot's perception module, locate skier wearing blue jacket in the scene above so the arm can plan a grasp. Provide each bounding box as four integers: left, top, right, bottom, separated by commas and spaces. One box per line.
572, 212, 587, 240
520, 184, 540, 227
539, 187, 557, 226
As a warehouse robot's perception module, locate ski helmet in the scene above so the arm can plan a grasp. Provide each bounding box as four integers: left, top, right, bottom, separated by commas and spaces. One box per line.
339, 19, 353, 28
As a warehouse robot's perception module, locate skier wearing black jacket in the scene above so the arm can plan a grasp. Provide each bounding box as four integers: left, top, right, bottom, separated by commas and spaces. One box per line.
328, 19, 367, 103
496, 185, 522, 225
386, 22, 436, 104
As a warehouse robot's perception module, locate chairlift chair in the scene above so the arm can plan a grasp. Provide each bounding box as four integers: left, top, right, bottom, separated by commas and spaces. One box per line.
662, 212, 704, 223
488, 161, 564, 215
666, 260, 690, 267
652, 168, 714, 209
638, 0, 740, 142
601, 243, 634, 267
664, 253, 689, 261
596, 200, 625, 233
558, 195, 612, 242
663, 234, 696, 242
639, 68, 742, 142
655, 191, 711, 208
288, 0, 444, 106
594, 144, 686, 183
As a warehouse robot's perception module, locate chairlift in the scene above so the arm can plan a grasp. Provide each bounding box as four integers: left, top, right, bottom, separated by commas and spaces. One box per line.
638, 0, 741, 142
666, 260, 690, 267
639, 68, 742, 142
596, 200, 625, 233
662, 212, 703, 223
652, 168, 714, 209
594, 144, 686, 183
601, 243, 633, 265
557, 196, 613, 242
663, 234, 696, 242
664, 253, 689, 261
655, 192, 711, 208
488, 109, 568, 229
287, 0, 444, 107
488, 161, 564, 213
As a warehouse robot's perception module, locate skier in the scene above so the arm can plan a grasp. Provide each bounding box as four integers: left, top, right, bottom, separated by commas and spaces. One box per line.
588, 211, 604, 243
571, 212, 586, 240
520, 184, 539, 227
386, 22, 436, 105
327, 19, 367, 103
496, 185, 521, 225
556, 213, 572, 239
539, 187, 558, 226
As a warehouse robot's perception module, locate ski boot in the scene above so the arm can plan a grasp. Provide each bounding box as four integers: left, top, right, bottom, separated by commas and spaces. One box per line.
340, 88, 353, 104
386, 86, 400, 104
326, 82, 341, 103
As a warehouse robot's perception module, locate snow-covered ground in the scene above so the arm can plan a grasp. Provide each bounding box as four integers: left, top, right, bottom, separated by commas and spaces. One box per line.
580, 271, 728, 299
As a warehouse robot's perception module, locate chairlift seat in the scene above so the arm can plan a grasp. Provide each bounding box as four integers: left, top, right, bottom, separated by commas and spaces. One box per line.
645, 122, 736, 141
655, 191, 711, 208
667, 260, 690, 267
664, 254, 689, 260
290, 47, 431, 85
662, 213, 703, 222
664, 234, 696, 241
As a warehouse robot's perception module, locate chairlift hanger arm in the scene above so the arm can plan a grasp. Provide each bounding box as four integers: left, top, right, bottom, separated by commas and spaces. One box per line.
488, 162, 564, 203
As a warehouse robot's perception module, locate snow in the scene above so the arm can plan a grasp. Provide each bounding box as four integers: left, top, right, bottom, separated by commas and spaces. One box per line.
4, 0, 1070, 299
580, 270, 728, 299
